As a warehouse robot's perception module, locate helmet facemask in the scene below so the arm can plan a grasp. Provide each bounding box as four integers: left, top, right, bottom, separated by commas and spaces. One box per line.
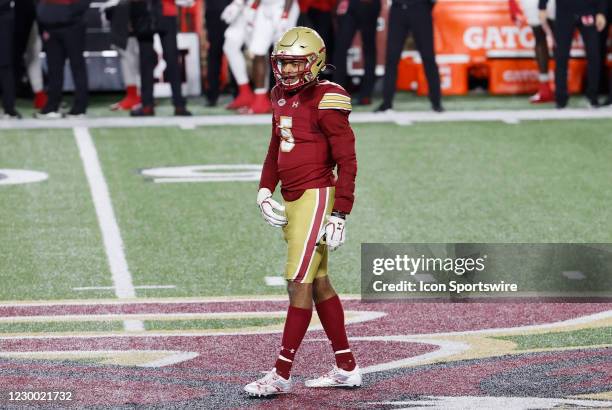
271, 53, 319, 91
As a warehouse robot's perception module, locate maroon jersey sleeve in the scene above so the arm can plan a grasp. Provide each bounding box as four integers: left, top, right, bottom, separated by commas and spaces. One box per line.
318, 109, 357, 214
259, 116, 281, 192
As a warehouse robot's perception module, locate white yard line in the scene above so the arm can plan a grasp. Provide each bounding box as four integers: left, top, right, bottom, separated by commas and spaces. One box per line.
1, 108, 611, 130
264, 276, 286, 286
0, 294, 361, 307
0, 310, 386, 340
0, 350, 199, 368
72, 285, 176, 291
562, 271, 587, 280
73, 127, 143, 332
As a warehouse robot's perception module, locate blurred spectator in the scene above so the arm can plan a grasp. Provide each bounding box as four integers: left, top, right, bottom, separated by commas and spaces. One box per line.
333, 0, 381, 105
0, 0, 20, 118
102, 0, 142, 111
509, 0, 555, 103
14, 0, 48, 109
376, 0, 442, 113
247, 0, 299, 114
539, 0, 607, 108
36, 0, 91, 118
205, 0, 232, 106
298, 0, 335, 69
130, 0, 193, 116
222, 0, 256, 110
24, 22, 49, 110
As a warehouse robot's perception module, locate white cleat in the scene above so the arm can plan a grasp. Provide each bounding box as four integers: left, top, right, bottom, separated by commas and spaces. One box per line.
305, 365, 362, 388
244, 368, 292, 397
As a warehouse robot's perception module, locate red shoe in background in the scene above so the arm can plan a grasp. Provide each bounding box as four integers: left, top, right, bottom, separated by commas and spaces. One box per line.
529, 83, 554, 104
227, 84, 255, 110
110, 85, 141, 111
33, 91, 48, 110
246, 92, 271, 114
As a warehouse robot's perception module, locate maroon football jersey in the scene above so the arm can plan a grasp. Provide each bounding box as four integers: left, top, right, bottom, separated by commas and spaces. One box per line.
259, 80, 357, 214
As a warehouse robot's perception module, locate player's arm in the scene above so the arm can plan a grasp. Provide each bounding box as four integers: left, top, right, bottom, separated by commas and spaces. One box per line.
257, 116, 287, 227
596, 0, 607, 32
316, 92, 357, 251
318, 102, 357, 216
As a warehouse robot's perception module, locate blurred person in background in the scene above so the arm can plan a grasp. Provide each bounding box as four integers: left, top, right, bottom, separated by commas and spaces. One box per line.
0, 0, 20, 119
297, 0, 335, 71
221, 0, 258, 109
509, 0, 555, 103
539, 0, 607, 108
246, 0, 299, 114
101, 0, 142, 111
130, 0, 193, 117
376, 0, 442, 113
23, 21, 49, 110
36, 0, 91, 118
332, 0, 381, 106
205, 0, 232, 106
14, 0, 48, 110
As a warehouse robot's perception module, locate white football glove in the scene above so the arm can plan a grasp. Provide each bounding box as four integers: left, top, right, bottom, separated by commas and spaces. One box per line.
317, 214, 346, 251
221, 0, 245, 24
175, 0, 195, 7
257, 188, 287, 228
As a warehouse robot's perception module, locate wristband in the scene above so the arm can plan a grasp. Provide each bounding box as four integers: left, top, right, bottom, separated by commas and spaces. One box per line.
331, 210, 346, 219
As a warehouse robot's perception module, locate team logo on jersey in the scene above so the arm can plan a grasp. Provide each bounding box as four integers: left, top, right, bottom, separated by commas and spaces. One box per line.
278, 99, 286, 107
292, 101, 299, 108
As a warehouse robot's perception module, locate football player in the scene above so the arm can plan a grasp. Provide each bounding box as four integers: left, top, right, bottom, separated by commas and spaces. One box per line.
509, 0, 556, 103
244, 27, 360, 397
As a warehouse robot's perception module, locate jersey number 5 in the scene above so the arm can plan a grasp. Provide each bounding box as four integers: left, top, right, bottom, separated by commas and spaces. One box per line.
278, 116, 295, 152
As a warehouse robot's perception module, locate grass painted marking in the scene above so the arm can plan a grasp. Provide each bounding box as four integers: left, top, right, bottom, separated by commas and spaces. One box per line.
73, 285, 176, 291
264, 276, 286, 286
73, 127, 142, 332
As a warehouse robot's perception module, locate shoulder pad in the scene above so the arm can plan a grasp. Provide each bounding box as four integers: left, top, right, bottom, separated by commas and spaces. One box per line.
317, 82, 352, 112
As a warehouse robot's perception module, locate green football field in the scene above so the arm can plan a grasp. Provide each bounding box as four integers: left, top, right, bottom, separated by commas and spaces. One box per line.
2, 115, 612, 302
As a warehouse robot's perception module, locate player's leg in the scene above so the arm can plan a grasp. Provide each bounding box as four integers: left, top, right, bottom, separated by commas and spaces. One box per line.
64, 22, 89, 115
0, 13, 18, 117
25, 23, 47, 110
244, 188, 332, 396
306, 194, 361, 388
223, 13, 254, 109
409, 0, 442, 112
332, 9, 357, 90
132, 32, 156, 115
355, 0, 380, 105
39, 28, 65, 116
377, 4, 409, 111
112, 37, 141, 111
578, 23, 601, 106
529, 25, 553, 103
551, 13, 574, 108
247, 4, 278, 114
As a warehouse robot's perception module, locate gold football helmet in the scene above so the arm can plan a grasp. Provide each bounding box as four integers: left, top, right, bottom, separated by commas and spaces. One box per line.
271, 27, 326, 91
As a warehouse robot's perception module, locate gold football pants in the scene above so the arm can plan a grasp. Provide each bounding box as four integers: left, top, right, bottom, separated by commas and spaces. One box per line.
282, 187, 334, 283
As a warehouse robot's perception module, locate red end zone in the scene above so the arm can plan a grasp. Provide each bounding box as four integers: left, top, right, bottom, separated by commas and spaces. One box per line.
0, 299, 610, 408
